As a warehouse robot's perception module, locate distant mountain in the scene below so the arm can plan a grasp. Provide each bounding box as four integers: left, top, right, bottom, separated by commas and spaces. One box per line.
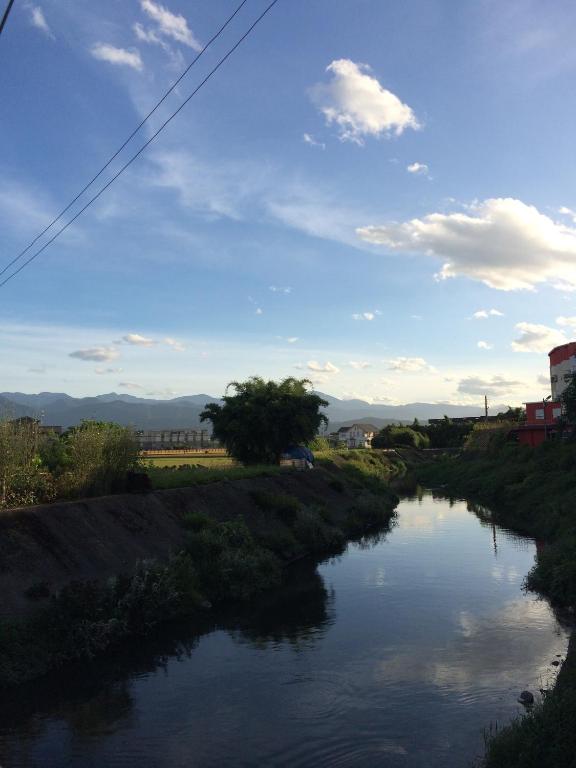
0, 392, 509, 430
0, 396, 35, 419
314, 392, 506, 425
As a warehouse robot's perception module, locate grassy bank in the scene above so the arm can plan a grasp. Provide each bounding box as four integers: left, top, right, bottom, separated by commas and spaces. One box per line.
416, 440, 576, 767
147, 463, 281, 489
0, 453, 399, 686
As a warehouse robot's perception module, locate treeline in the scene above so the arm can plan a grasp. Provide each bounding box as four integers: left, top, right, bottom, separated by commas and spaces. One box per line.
0, 417, 140, 509
371, 408, 524, 450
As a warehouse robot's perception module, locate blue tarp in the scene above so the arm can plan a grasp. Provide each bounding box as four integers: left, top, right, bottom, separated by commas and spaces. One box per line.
282, 445, 314, 463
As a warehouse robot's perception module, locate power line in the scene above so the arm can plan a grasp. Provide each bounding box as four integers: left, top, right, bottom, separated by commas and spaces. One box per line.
0, 0, 281, 289
0, 0, 250, 279
0, 0, 16, 37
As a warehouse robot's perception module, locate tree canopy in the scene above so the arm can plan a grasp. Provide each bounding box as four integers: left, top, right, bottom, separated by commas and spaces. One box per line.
200, 377, 328, 465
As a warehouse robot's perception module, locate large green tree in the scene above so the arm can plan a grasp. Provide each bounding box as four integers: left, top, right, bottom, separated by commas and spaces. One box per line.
200, 377, 328, 464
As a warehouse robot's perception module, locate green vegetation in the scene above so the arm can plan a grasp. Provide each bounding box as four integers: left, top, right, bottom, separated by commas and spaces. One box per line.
0, 417, 140, 509
200, 377, 328, 464
143, 455, 234, 468
0, 554, 203, 685
372, 411, 526, 451
317, 448, 406, 494
416, 439, 576, 767
561, 376, 576, 423
148, 463, 282, 490
372, 425, 430, 449
0, 416, 54, 508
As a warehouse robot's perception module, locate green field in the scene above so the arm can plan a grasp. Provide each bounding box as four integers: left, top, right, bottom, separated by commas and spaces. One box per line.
142, 456, 235, 468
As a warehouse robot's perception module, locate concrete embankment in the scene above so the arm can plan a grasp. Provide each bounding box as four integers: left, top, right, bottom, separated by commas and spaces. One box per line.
0, 469, 361, 621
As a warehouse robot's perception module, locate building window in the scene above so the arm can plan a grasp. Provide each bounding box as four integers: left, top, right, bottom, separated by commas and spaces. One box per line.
563, 373, 574, 382
535, 409, 545, 419
553, 408, 562, 419
551, 375, 558, 383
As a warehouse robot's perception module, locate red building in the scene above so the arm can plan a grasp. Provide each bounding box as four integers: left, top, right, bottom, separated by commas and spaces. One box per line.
513, 342, 575, 447
516, 400, 563, 447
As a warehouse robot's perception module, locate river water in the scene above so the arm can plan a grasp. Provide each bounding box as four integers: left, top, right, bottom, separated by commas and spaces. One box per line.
0, 492, 570, 768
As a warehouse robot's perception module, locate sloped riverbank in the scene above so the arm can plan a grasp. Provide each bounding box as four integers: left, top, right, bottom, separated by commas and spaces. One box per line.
0, 452, 401, 685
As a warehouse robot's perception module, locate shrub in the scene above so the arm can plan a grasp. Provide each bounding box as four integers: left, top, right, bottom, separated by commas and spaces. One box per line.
185, 519, 281, 602
61, 420, 141, 498
251, 491, 301, 524
292, 507, 345, 553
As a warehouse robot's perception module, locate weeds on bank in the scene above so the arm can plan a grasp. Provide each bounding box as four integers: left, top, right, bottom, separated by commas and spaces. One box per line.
148, 464, 281, 490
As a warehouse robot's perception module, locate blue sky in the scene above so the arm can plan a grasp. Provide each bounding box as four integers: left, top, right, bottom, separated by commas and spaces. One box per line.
2, 0, 576, 406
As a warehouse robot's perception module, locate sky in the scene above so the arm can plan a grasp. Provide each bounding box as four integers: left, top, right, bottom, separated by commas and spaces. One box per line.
2, 0, 576, 407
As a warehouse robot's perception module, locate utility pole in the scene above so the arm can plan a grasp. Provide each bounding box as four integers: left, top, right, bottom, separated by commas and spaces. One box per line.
0, 0, 16, 37
484, 395, 488, 422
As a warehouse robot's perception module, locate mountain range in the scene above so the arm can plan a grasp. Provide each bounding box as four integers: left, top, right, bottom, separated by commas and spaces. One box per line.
0, 392, 506, 431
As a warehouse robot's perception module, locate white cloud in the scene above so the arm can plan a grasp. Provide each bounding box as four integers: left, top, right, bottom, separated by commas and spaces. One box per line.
457, 376, 524, 397
133, 22, 160, 44
387, 357, 432, 372
556, 316, 576, 329
303, 133, 326, 150
309, 59, 419, 145
29, 6, 54, 38
307, 361, 340, 374
140, 0, 201, 50
352, 312, 375, 321
407, 162, 429, 175
118, 381, 145, 390
349, 361, 372, 369
95, 367, 123, 375
70, 347, 120, 362
559, 206, 576, 222
477, 341, 493, 350
164, 337, 185, 351
473, 309, 504, 319
511, 322, 567, 353
269, 285, 292, 294
537, 374, 550, 386
121, 333, 156, 347
286, 337, 299, 344
357, 198, 576, 291
255, 308, 263, 315
91, 44, 143, 71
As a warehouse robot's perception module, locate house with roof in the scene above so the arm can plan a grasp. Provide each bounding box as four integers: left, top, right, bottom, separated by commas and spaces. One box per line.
334, 423, 378, 449
511, 341, 575, 447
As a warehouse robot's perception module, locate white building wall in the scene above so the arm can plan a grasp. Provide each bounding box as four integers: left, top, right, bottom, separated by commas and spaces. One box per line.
551, 354, 576, 399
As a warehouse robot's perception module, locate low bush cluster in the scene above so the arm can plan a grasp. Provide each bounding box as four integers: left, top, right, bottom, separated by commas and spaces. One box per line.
0, 417, 141, 509
0, 554, 202, 685
183, 516, 281, 602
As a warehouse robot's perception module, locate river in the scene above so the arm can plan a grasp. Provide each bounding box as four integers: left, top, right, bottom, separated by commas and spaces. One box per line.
0, 491, 570, 768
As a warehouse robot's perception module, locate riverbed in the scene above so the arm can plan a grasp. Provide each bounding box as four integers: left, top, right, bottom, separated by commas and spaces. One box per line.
0, 491, 570, 767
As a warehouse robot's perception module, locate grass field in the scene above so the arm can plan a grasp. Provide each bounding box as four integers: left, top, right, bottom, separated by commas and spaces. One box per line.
147, 464, 282, 489
142, 456, 236, 468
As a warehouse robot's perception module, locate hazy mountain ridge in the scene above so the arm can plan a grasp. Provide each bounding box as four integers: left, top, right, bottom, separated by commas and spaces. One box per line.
0, 392, 507, 430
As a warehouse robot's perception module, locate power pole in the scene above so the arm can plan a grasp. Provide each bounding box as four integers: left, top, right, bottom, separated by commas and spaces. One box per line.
484, 395, 488, 421
0, 0, 16, 37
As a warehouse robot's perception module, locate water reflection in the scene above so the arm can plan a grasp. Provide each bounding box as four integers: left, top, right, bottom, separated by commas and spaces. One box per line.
0, 493, 571, 768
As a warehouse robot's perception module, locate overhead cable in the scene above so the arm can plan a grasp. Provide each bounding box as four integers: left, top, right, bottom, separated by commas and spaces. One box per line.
0, 0, 281, 288
0, 0, 16, 38
0, 0, 250, 279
